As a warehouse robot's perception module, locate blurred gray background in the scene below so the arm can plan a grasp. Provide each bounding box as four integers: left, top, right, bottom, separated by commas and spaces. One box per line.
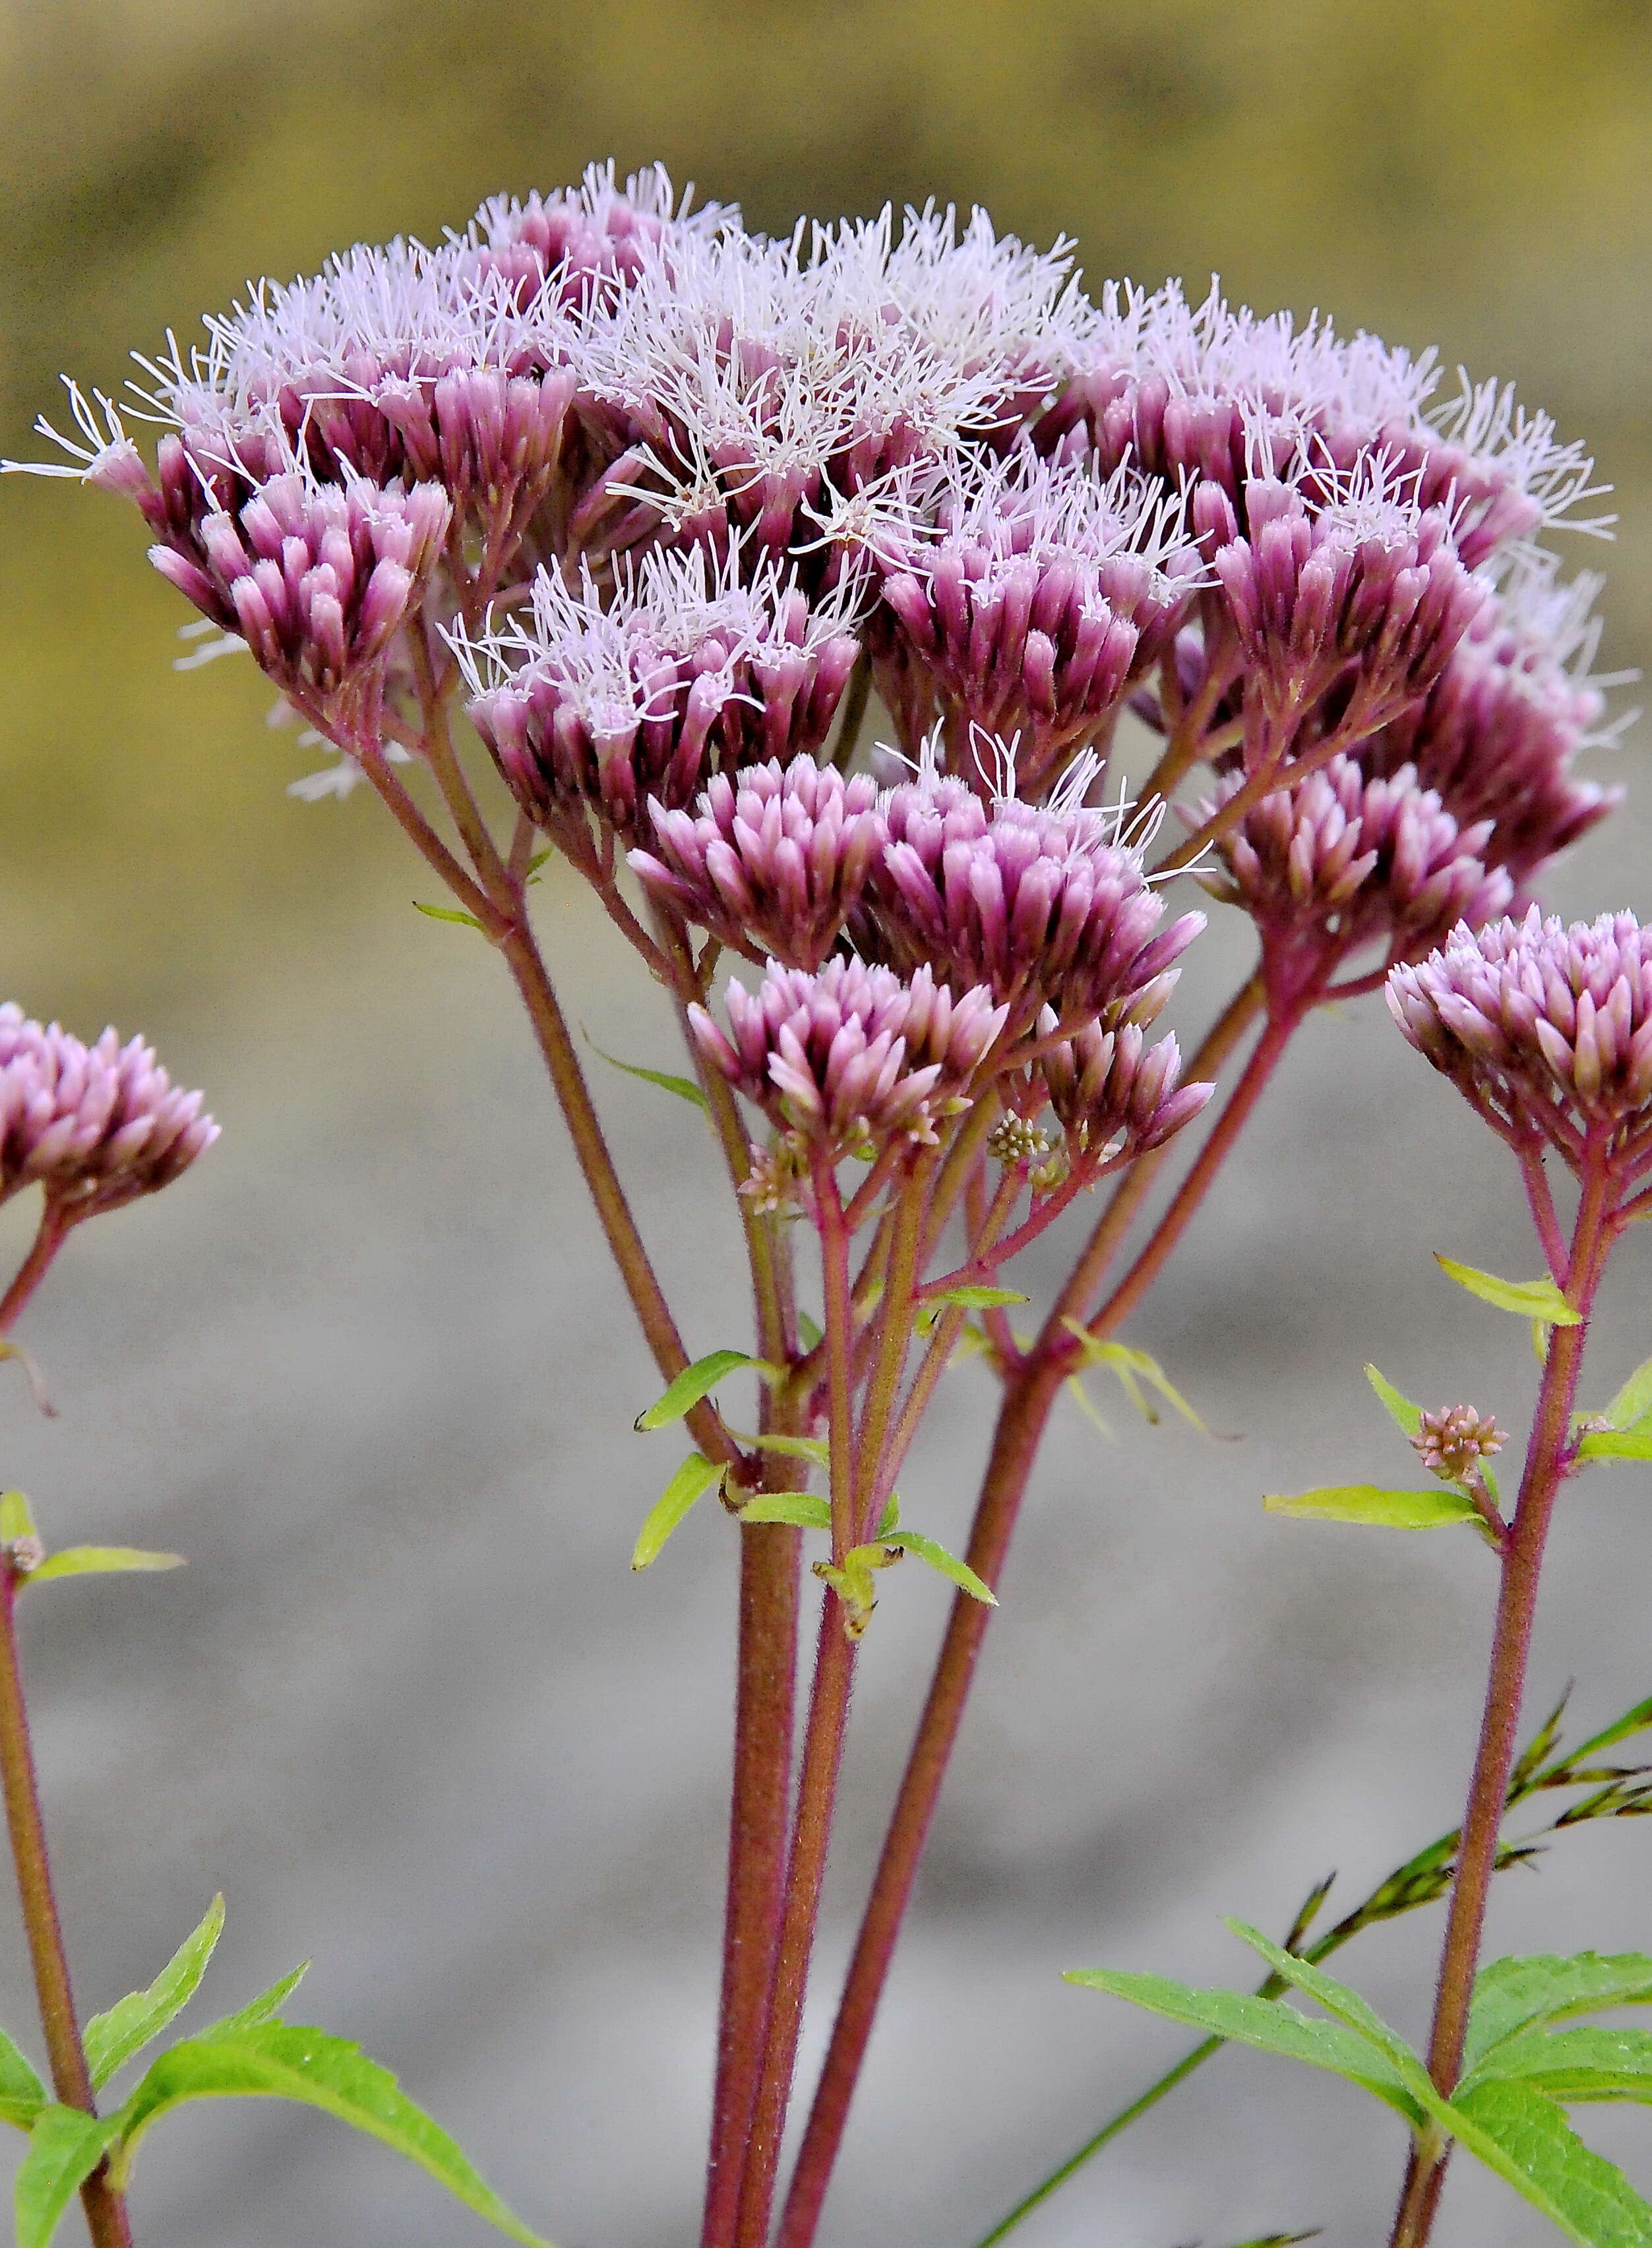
1, 2, 1651, 2242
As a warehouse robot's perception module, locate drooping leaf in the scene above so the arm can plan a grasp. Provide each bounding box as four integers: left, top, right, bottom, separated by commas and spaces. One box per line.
1223, 1924, 1432, 2092
584, 1032, 709, 1114
1365, 1364, 1424, 1437
0, 1492, 38, 1545
1264, 1485, 1481, 1530
412, 901, 484, 932
1063, 1968, 1422, 2124
85, 1894, 225, 2088
1465, 1955, 1652, 2068
630, 1454, 723, 1570
203, 1962, 311, 2039
1448, 2076, 1652, 2245
1603, 1358, 1652, 1435
1062, 1320, 1208, 1431
880, 1530, 996, 1605
13, 2106, 120, 2248
1434, 1256, 1581, 1326
0, 2025, 45, 2131
921, 1285, 1029, 1312
26, 1547, 184, 1587
1579, 1430, 1652, 1464
735, 1493, 832, 1531
106, 2026, 555, 2243
634, 1350, 774, 1432
1471, 2026, 1652, 2103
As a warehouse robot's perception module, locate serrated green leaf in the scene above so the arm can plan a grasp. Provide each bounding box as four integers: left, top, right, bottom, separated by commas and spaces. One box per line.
1224, 1923, 1432, 2092
106, 2026, 555, 2243
1435, 1255, 1581, 1325
1448, 2076, 1652, 2245
85, 1894, 224, 2088
630, 1454, 722, 1570
1264, 1485, 1481, 1529
1466, 1955, 1652, 2068
14, 2106, 121, 2248
1063, 1966, 1423, 2124
921, 1285, 1029, 1312
412, 900, 484, 932
26, 1548, 183, 1587
735, 1493, 831, 1530
203, 1961, 311, 2038
1365, 1364, 1423, 1437
1579, 1430, 1652, 1463
584, 1032, 709, 1114
0, 2025, 45, 2131
1472, 2026, 1652, 2102
634, 1350, 774, 1432
880, 1529, 996, 1605
1604, 1358, 1652, 1434
0, 1492, 37, 1544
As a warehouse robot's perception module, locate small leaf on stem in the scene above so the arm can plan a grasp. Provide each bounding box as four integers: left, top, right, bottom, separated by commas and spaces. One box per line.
735, 1493, 832, 1530
85, 1893, 226, 2088
204, 1962, 311, 2038
1264, 1485, 1482, 1530
920, 1285, 1029, 1312
1365, 1364, 1424, 1437
635, 1350, 774, 1432
584, 1032, 710, 1114
1603, 1356, 1652, 1435
1434, 1256, 1581, 1326
412, 901, 485, 933
880, 1530, 996, 1605
0, 2026, 45, 2132
13, 2107, 121, 2248
0, 1493, 38, 1546
631, 1454, 723, 1569
26, 1548, 184, 1587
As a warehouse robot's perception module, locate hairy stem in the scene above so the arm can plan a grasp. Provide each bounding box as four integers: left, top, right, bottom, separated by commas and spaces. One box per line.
0, 1567, 133, 2247
1390, 1162, 1616, 2248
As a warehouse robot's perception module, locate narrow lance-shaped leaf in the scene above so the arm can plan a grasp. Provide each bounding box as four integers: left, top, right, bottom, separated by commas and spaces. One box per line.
584, 1031, 709, 1114
85, 1893, 226, 2088
631, 1454, 723, 1571
1366, 1364, 1423, 1437
880, 1529, 996, 1606
727, 1430, 830, 1468
106, 2026, 556, 2245
1579, 1428, 1652, 1464
1264, 1485, 1482, 1530
921, 1285, 1029, 1312
1603, 1356, 1652, 1434
26, 1548, 184, 1588
1224, 1923, 1434, 2093
1435, 1255, 1581, 1326
412, 900, 484, 932
0, 2025, 45, 2132
203, 1961, 311, 2039
735, 1493, 832, 1531
635, 1350, 775, 1432
0, 1491, 38, 1545
1062, 1319, 1208, 1431
13, 2107, 121, 2248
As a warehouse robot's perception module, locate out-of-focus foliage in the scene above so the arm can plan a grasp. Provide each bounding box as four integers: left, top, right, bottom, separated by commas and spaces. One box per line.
0, 0, 1647, 1020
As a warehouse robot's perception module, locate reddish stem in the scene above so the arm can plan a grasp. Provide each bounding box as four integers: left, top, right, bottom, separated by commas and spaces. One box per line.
0, 1203, 71, 1338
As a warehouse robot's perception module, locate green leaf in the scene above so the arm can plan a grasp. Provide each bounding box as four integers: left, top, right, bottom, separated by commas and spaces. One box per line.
0, 1492, 38, 1545
1061, 1321, 1208, 1431
921, 1285, 1029, 1311
635, 1350, 774, 1432
1435, 1255, 1581, 1325
203, 1961, 311, 2038
796, 1311, 824, 1352
880, 1529, 996, 1605
14, 2106, 121, 2248
1264, 1485, 1481, 1529
1579, 1430, 1652, 1463
1472, 2026, 1652, 2103
412, 900, 484, 932
584, 1032, 709, 1115
26, 1547, 184, 1586
85, 1894, 225, 2088
631, 1454, 722, 1570
107, 2026, 555, 2243
1365, 1364, 1423, 1437
1604, 1358, 1652, 1433
1465, 1955, 1652, 2068
0, 2024, 46, 2131
735, 1493, 832, 1530
1448, 2076, 1652, 2245
729, 1430, 831, 1468
1063, 1966, 1423, 2124
1219, 2235, 1320, 2247
1225, 1923, 1433, 2092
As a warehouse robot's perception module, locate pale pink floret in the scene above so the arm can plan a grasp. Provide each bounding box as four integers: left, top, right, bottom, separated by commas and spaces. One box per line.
689, 958, 1006, 1160
0, 1006, 217, 1221
1039, 1016, 1212, 1156
1388, 908, 1652, 1173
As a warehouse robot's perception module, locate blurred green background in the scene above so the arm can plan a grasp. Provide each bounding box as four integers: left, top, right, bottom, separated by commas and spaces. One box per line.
1, 7, 1651, 2245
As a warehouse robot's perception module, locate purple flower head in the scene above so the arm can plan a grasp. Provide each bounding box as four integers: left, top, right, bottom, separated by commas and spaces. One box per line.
1197, 755, 1513, 1007
0, 1007, 217, 1222
456, 542, 864, 839
146, 467, 450, 740
1363, 553, 1626, 889
869, 448, 1202, 790
688, 957, 1006, 1164
1388, 908, 1652, 1175
630, 756, 887, 970
1039, 1015, 1212, 1157
865, 741, 1205, 1044
466, 163, 734, 309
1208, 460, 1486, 734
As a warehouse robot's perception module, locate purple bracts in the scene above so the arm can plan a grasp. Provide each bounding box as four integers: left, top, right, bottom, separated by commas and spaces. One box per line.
1388, 909, 1652, 1171
689, 958, 1006, 1160
0, 1006, 216, 1220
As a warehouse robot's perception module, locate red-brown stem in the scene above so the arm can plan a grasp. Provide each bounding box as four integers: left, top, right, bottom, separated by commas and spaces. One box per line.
1389, 1160, 1616, 2248
775, 982, 1287, 2248
0, 1204, 72, 1337
0, 1569, 133, 2247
